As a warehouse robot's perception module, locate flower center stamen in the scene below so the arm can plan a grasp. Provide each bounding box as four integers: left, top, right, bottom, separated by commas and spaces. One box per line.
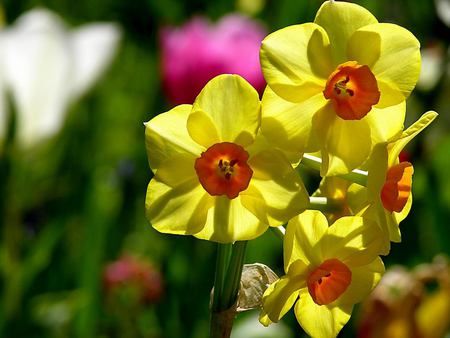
334, 76, 354, 97
324, 61, 380, 120
194, 142, 253, 199
218, 159, 237, 179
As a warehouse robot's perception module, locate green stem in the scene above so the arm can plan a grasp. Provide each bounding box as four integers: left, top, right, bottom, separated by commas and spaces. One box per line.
339, 168, 368, 186
221, 241, 247, 310
210, 241, 247, 338
211, 243, 232, 312
309, 196, 342, 213
301, 154, 368, 186
300, 154, 321, 171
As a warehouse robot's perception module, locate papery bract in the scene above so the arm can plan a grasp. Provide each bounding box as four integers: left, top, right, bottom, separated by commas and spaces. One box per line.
145, 74, 308, 243
259, 210, 384, 338
259, 1, 421, 176
160, 14, 266, 104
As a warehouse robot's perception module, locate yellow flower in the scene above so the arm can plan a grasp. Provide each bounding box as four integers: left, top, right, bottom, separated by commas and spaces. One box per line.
314, 111, 438, 254
259, 1, 420, 176
365, 111, 437, 253
145, 74, 309, 243
259, 210, 384, 338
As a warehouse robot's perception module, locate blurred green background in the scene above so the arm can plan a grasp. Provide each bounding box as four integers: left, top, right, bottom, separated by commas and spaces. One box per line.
0, 0, 449, 337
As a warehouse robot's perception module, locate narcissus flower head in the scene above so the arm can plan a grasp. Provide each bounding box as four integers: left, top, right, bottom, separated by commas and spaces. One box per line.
314, 111, 437, 255
145, 74, 309, 243
259, 1, 421, 176
365, 111, 438, 253
259, 210, 384, 338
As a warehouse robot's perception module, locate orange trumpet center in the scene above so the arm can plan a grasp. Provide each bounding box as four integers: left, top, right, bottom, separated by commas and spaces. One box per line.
307, 258, 352, 305
381, 162, 414, 212
194, 142, 253, 199
323, 61, 380, 120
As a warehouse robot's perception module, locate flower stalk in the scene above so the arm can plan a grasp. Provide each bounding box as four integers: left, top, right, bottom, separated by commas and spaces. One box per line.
210, 240, 247, 338
301, 154, 368, 186
309, 196, 343, 213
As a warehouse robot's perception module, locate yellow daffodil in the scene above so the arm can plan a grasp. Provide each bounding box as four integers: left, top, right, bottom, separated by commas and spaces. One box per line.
365, 111, 437, 253
314, 111, 437, 254
259, 210, 384, 338
145, 74, 309, 243
259, 1, 421, 176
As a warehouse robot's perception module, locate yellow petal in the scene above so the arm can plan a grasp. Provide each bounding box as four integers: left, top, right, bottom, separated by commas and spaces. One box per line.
315, 1, 378, 65
186, 110, 220, 148
388, 111, 438, 166
245, 132, 303, 167
153, 153, 197, 187
259, 277, 300, 326
314, 176, 350, 201
349, 23, 420, 104
192, 74, 260, 147
284, 210, 328, 270
260, 23, 332, 102
361, 204, 392, 255
337, 257, 384, 305
241, 149, 309, 227
385, 210, 402, 243
321, 216, 383, 267
145, 104, 204, 171
314, 104, 372, 176
146, 161, 214, 235
295, 288, 353, 338
365, 101, 405, 145
347, 183, 370, 215
261, 87, 325, 154
194, 195, 267, 243
393, 192, 412, 225
367, 143, 388, 199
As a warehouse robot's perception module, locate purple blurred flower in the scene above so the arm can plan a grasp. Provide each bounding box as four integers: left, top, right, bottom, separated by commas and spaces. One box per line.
160, 14, 267, 104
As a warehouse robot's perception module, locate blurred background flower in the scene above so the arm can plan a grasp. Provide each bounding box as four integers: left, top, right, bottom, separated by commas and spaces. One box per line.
103, 255, 164, 304
357, 255, 450, 338
0, 8, 121, 148
160, 14, 266, 104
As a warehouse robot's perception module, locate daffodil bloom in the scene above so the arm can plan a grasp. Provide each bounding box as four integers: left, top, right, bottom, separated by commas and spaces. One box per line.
145, 74, 309, 243
259, 1, 421, 176
259, 210, 384, 338
314, 111, 437, 254
365, 111, 437, 253
0, 8, 121, 147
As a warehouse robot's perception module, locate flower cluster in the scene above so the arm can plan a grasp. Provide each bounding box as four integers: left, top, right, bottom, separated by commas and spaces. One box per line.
145, 1, 437, 337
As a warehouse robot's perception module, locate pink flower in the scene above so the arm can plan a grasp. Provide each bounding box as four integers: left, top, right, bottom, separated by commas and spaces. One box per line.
103, 255, 164, 303
160, 14, 267, 104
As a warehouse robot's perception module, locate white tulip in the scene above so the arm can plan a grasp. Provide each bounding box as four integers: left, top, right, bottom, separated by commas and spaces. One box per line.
0, 8, 121, 147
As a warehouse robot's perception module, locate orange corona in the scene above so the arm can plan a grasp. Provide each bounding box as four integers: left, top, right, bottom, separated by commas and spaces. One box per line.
194, 142, 253, 199
323, 61, 380, 120
381, 162, 413, 212
307, 258, 352, 305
